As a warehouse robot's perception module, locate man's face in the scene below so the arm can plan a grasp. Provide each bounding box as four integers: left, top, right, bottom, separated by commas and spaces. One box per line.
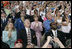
47, 13, 52, 20
24, 19, 30, 27
20, 11, 25, 17
1, 13, 6, 18
51, 23, 57, 30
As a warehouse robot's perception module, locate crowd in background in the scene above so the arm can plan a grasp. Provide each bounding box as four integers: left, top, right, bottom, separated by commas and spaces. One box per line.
1, 1, 71, 48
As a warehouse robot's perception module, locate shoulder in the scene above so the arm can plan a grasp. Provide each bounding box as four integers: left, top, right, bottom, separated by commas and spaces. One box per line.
15, 18, 20, 21
43, 20, 47, 23
30, 29, 36, 35
38, 22, 42, 25
15, 18, 22, 23
31, 22, 35, 24
12, 30, 17, 33
2, 31, 8, 33
39, 21, 42, 24
57, 30, 64, 33
2, 31, 8, 35
17, 18, 21, 21
52, 18, 54, 21
48, 30, 52, 33
30, 29, 35, 32
30, 29, 35, 33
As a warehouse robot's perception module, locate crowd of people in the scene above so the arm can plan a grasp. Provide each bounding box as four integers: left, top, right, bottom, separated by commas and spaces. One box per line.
1, 1, 71, 48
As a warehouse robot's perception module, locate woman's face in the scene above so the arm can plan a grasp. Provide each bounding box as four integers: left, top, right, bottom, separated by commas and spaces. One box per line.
21, 11, 25, 17
8, 23, 13, 29
57, 12, 60, 16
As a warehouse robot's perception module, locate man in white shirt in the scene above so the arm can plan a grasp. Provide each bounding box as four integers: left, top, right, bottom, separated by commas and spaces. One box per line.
45, 22, 66, 46
17, 19, 37, 48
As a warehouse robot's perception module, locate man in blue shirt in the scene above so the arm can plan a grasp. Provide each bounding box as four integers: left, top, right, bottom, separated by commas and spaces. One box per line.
14, 10, 26, 31
43, 12, 54, 33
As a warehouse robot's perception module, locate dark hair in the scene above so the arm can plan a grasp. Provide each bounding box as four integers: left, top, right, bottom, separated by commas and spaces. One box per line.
50, 22, 57, 30
58, 5, 62, 10
62, 12, 67, 22
14, 39, 23, 45
20, 10, 26, 14
1, 9, 5, 13
62, 17, 66, 22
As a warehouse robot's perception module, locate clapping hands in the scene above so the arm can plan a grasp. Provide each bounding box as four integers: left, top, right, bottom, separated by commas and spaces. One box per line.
47, 36, 60, 43
53, 37, 60, 43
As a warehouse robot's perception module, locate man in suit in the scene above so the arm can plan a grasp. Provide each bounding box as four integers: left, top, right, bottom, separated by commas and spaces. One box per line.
1, 12, 8, 31
45, 22, 66, 46
17, 19, 37, 48
7, 11, 17, 23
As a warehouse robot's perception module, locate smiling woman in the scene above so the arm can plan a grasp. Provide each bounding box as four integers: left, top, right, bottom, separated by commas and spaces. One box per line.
2, 22, 17, 48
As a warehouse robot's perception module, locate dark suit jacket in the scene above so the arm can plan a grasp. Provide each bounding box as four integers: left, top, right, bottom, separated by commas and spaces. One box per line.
1, 18, 8, 31
7, 14, 17, 23
1, 40, 10, 48
26, 14, 34, 22
45, 30, 66, 45
17, 28, 37, 48
15, 12, 21, 19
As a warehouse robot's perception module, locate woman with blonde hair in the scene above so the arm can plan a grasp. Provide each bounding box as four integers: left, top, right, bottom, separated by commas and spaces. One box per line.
2, 22, 17, 48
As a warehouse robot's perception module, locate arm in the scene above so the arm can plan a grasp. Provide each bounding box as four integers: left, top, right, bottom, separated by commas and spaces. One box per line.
2, 31, 9, 42
39, 22, 43, 31
30, 22, 34, 30
53, 37, 65, 48
42, 36, 52, 48
11, 31, 17, 42
14, 19, 18, 30
62, 17, 69, 26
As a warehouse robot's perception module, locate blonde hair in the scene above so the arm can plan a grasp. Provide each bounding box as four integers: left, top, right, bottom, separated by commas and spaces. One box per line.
5, 23, 16, 31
